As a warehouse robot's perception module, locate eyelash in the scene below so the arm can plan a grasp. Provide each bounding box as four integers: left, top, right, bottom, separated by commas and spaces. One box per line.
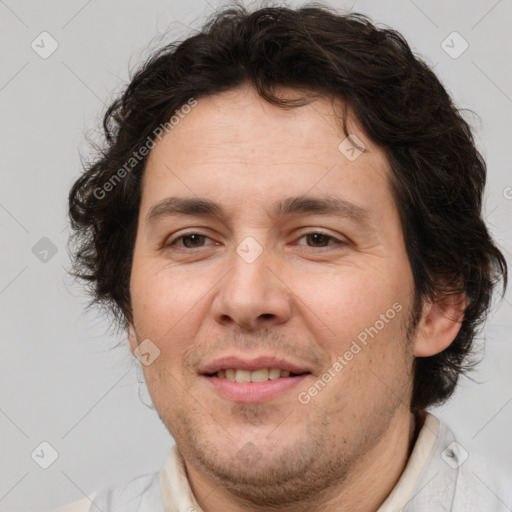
165, 231, 347, 250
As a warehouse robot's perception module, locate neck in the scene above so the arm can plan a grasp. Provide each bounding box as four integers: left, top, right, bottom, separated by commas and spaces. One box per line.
182, 408, 421, 512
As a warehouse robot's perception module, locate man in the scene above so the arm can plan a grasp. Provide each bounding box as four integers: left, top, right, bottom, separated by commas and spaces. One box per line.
62, 3, 510, 511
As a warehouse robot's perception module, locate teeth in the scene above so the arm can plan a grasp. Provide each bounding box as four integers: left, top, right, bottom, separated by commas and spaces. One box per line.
235, 369, 251, 383
269, 368, 281, 380
251, 369, 269, 382
215, 368, 298, 381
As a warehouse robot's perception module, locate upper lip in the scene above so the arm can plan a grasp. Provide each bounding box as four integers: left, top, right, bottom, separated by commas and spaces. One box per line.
199, 355, 311, 375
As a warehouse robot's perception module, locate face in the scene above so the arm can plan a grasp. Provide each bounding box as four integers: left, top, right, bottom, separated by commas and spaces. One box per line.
128, 84, 420, 505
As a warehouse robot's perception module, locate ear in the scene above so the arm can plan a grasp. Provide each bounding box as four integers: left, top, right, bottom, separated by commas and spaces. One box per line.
128, 323, 138, 354
413, 292, 468, 357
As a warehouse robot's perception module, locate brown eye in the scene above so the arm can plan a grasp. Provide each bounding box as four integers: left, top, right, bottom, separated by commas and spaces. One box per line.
305, 233, 332, 247
166, 232, 213, 249
180, 234, 207, 248
297, 232, 344, 248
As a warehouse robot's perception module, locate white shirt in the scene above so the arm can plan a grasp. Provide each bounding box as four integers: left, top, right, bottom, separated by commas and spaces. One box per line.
52, 413, 512, 511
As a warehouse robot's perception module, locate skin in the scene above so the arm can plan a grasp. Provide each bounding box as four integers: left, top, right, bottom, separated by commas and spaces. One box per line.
128, 84, 464, 512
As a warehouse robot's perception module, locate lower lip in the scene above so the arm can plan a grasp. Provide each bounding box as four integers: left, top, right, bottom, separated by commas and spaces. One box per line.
202, 374, 310, 403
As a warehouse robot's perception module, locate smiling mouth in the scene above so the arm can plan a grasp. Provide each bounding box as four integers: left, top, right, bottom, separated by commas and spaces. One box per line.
206, 368, 310, 382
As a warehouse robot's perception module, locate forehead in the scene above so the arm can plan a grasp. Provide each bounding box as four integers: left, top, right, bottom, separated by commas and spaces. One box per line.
140, 85, 393, 223
147, 85, 376, 163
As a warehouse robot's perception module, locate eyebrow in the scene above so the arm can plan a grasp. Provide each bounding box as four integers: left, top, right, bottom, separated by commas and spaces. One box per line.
145, 194, 372, 229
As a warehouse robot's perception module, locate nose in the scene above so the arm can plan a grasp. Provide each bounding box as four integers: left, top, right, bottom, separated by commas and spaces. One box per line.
211, 242, 293, 331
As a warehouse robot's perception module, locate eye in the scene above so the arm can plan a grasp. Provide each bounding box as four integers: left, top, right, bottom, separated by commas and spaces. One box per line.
165, 231, 346, 251
295, 232, 346, 249
166, 232, 214, 249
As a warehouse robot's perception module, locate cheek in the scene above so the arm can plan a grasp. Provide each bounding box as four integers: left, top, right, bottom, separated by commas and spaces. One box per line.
130, 261, 222, 381
292, 263, 413, 406
291, 265, 408, 346
131, 261, 211, 329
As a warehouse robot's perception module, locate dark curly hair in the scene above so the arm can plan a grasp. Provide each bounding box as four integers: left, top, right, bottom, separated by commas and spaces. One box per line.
67, 2, 507, 411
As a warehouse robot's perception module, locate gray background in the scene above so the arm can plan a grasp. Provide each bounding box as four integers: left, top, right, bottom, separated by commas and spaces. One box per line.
0, 0, 511, 509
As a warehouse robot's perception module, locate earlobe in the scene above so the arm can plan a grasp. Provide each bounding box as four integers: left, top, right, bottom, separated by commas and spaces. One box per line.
413, 293, 468, 357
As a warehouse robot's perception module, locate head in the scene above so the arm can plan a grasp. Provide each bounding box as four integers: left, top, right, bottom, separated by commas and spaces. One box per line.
67, 2, 507, 507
